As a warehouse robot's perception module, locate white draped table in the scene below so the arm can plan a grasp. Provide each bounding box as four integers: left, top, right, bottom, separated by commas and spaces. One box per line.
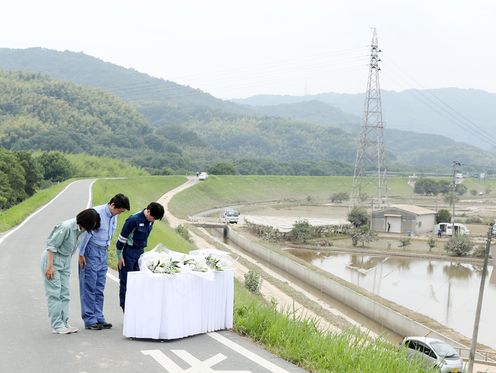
123, 269, 234, 339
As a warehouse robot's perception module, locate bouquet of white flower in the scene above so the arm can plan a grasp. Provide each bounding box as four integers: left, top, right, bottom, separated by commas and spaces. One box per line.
138, 245, 235, 275
181, 256, 208, 272
149, 257, 181, 274
205, 254, 224, 271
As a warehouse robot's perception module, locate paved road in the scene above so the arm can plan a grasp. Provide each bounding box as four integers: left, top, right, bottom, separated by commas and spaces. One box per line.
0, 179, 307, 373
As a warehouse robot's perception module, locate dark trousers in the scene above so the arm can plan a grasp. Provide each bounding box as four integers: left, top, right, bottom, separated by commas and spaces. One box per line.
118, 247, 143, 310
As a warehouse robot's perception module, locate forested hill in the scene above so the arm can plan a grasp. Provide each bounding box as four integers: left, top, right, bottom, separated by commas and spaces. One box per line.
0, 71, 195, 172
1, 49, 495, 175
0, 48, 247, 116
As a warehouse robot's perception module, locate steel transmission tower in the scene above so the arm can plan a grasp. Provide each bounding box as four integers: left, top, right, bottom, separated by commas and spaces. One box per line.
350, 28, 387, 206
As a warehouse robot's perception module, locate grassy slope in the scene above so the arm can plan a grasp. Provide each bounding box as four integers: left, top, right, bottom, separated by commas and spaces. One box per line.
0, 179, 73, 232
91, 176, 195, 269
169, 176, 421, 218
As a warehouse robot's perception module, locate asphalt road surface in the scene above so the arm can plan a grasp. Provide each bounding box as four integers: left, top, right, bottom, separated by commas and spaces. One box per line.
0, 179, 307, 373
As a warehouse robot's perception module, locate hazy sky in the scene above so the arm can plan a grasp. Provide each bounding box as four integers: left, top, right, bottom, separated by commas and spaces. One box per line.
1, 0, 494, 99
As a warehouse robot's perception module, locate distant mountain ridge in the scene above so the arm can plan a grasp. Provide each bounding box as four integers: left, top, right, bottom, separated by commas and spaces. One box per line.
1, 47, 495, 174
233, 89, 496, 150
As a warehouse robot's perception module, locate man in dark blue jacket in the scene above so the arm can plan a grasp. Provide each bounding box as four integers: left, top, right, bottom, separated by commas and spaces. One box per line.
116, 202, 164, 311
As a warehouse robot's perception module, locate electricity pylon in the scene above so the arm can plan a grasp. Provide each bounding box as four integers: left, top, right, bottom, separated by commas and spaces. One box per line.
350, 28, 387, 207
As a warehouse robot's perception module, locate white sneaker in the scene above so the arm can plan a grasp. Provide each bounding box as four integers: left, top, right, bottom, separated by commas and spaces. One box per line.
52, 327, 73, 335
65, 324, 79, 333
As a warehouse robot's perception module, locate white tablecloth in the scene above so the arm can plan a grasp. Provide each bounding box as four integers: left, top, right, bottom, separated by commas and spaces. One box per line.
123, 269, 234, 339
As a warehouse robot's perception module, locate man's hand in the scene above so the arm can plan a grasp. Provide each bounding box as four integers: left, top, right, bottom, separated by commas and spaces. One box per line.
45, 266, 54, 280
79, 255, 86, 268
118, 258, 125, 270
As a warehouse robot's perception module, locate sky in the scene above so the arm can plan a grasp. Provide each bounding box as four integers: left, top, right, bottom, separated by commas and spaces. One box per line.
0, 0, 494, 99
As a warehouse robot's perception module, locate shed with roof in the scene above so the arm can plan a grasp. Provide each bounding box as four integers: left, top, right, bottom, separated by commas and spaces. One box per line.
371, 204, 436, 234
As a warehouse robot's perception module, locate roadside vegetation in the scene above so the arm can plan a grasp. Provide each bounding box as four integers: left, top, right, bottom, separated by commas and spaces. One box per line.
234, 282, 431, 372
0, 179, 72, 232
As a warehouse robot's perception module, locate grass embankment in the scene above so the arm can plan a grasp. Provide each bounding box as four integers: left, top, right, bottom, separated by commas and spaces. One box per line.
0, 179, 73, 232
169, 175, 419, 218
91, 176, 194, 269
234, 282, 429, 372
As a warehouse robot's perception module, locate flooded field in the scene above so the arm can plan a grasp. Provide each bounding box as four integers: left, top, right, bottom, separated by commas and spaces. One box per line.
288, 248, 496, 349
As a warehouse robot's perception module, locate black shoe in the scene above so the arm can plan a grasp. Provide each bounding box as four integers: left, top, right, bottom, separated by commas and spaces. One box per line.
98, 322, 112, 329
85, 324, 103, 330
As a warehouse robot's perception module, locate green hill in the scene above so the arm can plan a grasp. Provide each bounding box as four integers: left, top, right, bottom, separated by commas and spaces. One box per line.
0, 70, 194, 173
1, 48, 495, 174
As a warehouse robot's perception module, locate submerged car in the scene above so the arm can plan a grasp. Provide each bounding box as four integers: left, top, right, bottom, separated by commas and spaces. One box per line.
401, 336, 463, 373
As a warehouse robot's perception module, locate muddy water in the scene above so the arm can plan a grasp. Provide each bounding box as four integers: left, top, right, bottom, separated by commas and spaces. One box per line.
288, 249, 496, 349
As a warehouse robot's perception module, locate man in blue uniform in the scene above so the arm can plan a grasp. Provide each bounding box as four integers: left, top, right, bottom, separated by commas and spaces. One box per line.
116, 202, 164, 311
78, 194, 130, 330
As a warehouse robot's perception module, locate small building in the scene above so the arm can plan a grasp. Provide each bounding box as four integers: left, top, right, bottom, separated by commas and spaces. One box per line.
371, 204, 436, 234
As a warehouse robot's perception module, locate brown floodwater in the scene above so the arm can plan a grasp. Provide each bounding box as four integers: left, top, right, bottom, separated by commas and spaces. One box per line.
288, 248, 496, 349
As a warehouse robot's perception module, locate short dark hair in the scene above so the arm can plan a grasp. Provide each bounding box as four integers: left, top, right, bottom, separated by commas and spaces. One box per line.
76, 208, 101, 231
147, 202, 164, 220
109, 193, 130, 210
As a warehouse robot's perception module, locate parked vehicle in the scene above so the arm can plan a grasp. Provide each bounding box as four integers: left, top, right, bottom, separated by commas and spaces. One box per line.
222, 208, 240, 224
198, 172, 208, 181
401, 336, 463, 373
434, 223, 470, 236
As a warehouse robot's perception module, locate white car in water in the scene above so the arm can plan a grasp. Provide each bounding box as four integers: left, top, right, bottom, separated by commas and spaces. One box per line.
401, 336, 463, 373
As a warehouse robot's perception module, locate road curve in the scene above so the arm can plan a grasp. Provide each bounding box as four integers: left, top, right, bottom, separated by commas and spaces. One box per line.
0, 179, 306, 373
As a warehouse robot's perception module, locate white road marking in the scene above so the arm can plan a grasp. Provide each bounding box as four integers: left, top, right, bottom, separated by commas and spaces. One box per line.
207, 332, 290, 373
142, 349, 251, 373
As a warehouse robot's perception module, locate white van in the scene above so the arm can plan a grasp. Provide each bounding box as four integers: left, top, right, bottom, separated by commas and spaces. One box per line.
222, 208, 240, 224
434, 222, 470, 236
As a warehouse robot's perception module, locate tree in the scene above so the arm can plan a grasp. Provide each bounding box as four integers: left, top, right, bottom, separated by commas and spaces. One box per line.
414, 178, 439, 195
435, 209, 451, 224
350, 226, 377, 247
445, 235, 474, 256
15, 151, 43, 195
37, 152, 74, 182
208, 162, 237, 175
0, 148, 27, 208
347, 206, 369, 228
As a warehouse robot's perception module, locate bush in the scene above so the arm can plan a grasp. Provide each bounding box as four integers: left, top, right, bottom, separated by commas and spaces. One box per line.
350, 226, 377, 247
472, 245, 488, 258
289, 219, 315, 243
244, 270, 262, 294
427, 237, 436, 252
398, 237, 411, 248
445, 235, 474, 256
435, 209, 451, 224
330, 192, 349, 203
175, 224, 191, 242
348, 206, 369, 228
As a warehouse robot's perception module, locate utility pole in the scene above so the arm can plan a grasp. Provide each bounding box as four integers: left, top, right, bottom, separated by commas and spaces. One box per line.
451, 161, 461, 234
467, 224, 493, 373
350, 28, 387, 208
